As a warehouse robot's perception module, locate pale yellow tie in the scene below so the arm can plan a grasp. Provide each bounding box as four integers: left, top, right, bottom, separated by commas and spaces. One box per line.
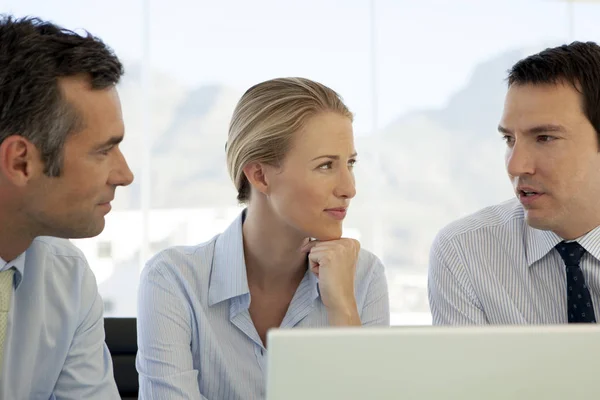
0, 268, 14, 375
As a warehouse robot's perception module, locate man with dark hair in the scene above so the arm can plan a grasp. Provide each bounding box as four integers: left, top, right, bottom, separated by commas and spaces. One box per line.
428, 41, 600, 325
0, 15, 133, 398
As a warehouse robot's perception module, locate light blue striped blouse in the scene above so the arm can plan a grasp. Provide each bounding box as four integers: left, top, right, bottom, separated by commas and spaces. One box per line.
136, 210, 390, 400
428, 198, 600, 325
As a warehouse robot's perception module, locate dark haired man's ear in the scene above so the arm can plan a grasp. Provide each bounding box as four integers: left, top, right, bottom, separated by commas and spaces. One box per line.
0, 135, 41, 186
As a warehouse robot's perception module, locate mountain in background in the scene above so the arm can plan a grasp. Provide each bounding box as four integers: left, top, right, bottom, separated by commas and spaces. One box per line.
111, 47, 528, 272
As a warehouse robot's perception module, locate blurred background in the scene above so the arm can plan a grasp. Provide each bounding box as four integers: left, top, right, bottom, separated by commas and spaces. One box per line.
3, 0, 598, 325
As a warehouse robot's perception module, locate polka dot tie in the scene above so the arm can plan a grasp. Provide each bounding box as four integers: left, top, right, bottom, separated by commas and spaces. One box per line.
555, 242, 596, 323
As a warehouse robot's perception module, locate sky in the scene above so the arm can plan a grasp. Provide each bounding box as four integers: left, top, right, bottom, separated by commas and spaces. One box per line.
2, 0, 600, 134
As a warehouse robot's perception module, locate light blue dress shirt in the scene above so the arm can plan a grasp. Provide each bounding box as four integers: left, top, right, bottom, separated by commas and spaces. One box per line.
428, 198, 600, 325
137, 210, 390, 400
0, 237, 119, 400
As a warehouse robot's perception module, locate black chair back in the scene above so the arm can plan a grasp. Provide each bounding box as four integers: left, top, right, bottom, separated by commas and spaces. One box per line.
105, 317, 138, 400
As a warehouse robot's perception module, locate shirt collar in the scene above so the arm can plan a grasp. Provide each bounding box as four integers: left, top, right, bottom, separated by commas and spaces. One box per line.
577, 225, 600, 262
0, 251, 26, 288
524, 221, 600, 266
208, 210, 250, 307
305, 262, 320, 299
207, 209, 321, 307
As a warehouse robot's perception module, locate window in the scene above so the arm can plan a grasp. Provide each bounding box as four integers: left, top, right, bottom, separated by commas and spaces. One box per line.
9, 0, 600, 324
97, 242, 112, 259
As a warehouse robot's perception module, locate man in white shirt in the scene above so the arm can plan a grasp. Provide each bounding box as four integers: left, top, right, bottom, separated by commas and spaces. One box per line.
0, 15, 134, 398
428, 41, 600, 325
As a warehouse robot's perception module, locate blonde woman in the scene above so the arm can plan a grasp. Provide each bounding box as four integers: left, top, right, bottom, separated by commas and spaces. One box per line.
136, 77, 390, 399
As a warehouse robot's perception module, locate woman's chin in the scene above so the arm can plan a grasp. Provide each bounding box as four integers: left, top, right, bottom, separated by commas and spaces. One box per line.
307, 228, 343, 241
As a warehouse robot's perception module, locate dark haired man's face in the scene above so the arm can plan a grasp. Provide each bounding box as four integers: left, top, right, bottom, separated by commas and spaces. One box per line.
499, 81, 600, 239
26, 76, 134, 238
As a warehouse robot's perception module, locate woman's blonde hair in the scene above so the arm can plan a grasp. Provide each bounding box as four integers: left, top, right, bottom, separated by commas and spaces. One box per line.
226, 77, 353, 203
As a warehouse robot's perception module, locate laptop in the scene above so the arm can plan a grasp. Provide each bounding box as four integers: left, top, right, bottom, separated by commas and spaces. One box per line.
266, 325, 600, 400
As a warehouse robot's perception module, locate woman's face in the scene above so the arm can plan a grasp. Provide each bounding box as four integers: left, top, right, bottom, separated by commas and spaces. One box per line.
264, 111, 356, 240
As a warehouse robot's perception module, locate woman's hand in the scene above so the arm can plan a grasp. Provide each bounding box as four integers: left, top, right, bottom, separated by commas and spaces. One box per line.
300, 238, 361, 326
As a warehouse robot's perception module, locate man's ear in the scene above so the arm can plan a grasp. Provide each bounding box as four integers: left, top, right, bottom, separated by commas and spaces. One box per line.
0, 135, 42, 186
242, 162, 272, 196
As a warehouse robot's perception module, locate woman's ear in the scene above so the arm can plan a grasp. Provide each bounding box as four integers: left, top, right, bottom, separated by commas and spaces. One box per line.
242, 162, 270, 196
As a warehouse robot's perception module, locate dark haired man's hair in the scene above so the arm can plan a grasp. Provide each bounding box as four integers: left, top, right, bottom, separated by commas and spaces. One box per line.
0, 15, 124, 176
508, 41, 600, 142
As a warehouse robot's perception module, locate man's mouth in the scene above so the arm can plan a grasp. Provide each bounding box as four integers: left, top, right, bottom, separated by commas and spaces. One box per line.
519, 190, 539, 197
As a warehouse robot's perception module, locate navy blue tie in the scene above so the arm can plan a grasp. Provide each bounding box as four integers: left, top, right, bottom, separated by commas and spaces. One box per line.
555, 241, 596, 323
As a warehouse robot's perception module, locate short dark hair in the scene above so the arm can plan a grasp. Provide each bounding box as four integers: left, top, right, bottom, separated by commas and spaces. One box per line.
0, 15, 124, 176
507, 41, 600, 142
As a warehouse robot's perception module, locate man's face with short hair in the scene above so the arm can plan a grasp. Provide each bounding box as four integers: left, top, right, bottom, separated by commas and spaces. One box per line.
499, 81, 600, 239
25, 75, 134, 238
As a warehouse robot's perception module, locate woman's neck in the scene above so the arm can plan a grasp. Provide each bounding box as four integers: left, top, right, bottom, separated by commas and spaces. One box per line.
242, 202, 309, 290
